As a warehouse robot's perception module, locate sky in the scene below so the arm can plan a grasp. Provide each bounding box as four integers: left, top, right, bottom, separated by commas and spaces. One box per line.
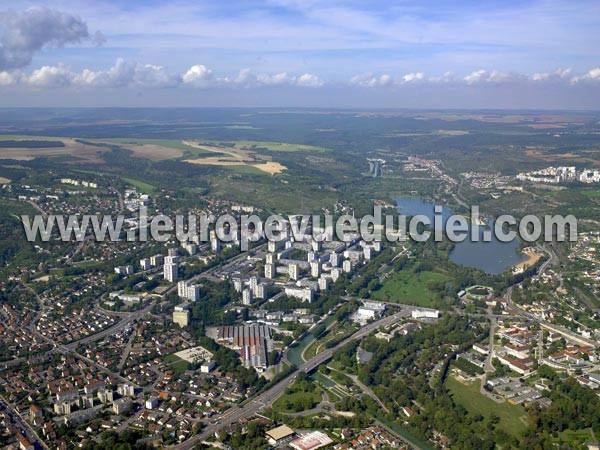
0, 0, 599, 109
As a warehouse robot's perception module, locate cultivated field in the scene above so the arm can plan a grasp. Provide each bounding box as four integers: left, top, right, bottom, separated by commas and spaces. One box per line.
0, 136, 327, 174
182, 141, 288, 175
0, 136, 108, 163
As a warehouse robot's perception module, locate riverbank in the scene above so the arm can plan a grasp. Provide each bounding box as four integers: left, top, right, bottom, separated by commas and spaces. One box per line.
514, 248, 542, 270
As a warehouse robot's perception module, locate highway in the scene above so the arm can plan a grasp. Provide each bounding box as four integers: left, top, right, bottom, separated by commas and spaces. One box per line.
169, 309, 411, 450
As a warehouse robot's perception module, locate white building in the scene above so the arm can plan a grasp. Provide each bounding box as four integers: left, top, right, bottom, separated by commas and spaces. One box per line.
145, 397, 159, 409
242, 288, 253, 306
268, 239, 286, 253
178, 281, 200, 301
211, 237, 221, 252
329, 252, 341, 267
164, 257, 178, 282
113, 398, 132, 415
285, 287, 314, 303
255, 283, 267, 300
150, 254, 164, 266
342, 260, 352, 273
265, 263, 275, 279
200, 361, 216, 373
114, 265, 134, 276
412, 309, 440, 319
310, 261, 321, 278
318, 276, 330, 291
183, 242, 197, 255
117, 384, 135, 397
330, 268, 341, 282
289, 263, 300, 281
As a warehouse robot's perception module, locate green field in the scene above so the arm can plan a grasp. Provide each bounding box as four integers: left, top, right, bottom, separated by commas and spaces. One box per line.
371, 270, 450, 307
163, 354, 189, 374
91, 138, 214, 159
231, 140, 330, 152
91, 138, 201, 151
0, 134, 67, 141
581, 190, 600, 199
445, 376, 528, 437
226, 165, 267, 175
271, 390, 321, 413
121, 177, 156, 194
271, 376, 322, 414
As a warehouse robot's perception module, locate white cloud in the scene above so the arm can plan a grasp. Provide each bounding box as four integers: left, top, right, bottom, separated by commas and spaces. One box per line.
463, 69, 522, 84
296, 73, 324, 87
0, 70, 21, 86
74, 58, 178, 88
464, 69, 489, 84
0, 7, 97, 70
428, 71, 457, 83
27, 65, 74, 87
228, 68, 256, 86
571, 67, 600, 83
4, 60, 600, 93
256, 72, 294, 86
401, 72, 425, 83
530, 68, 572, 82
218, 69, 323, 87
182, 64, 214, 86
350, 72, 393, 87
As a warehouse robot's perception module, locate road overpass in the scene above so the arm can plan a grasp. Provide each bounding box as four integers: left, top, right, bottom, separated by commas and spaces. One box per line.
169, 309, 411, 450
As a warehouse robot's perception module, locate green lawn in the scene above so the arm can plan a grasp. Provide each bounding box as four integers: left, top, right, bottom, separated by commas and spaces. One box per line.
121, 177, 156, 194
581, 190, 600, 199
271, 380, 322, 413
371, 270, 450, 307
445, 376, 528, 438
163, 354, 189, 374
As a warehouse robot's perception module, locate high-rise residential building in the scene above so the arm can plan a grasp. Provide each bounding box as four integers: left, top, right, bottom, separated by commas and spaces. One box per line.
150, 254, 164, 266
211, 237, 221, 252
329, 252, 340, 267
265, 252, 275, 264
173, 304, 190, 327
242, 288, 253, 305
178, 281, 200, 301
342, 260, 352, 273
164, 256, 179, 282
255, 283, 267, 299
310, 261, 321, 278
289, 263, 300, 281
265, 263, 275, 279
318, 276, 330, 291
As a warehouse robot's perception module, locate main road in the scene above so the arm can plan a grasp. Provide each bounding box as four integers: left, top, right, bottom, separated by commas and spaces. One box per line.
169, 309, 411, 450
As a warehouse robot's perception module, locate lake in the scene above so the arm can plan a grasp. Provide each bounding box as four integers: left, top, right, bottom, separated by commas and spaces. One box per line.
396, 197, 526, 275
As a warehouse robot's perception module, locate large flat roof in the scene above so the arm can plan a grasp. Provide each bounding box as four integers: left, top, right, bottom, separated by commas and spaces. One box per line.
266, 424, 295, 441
